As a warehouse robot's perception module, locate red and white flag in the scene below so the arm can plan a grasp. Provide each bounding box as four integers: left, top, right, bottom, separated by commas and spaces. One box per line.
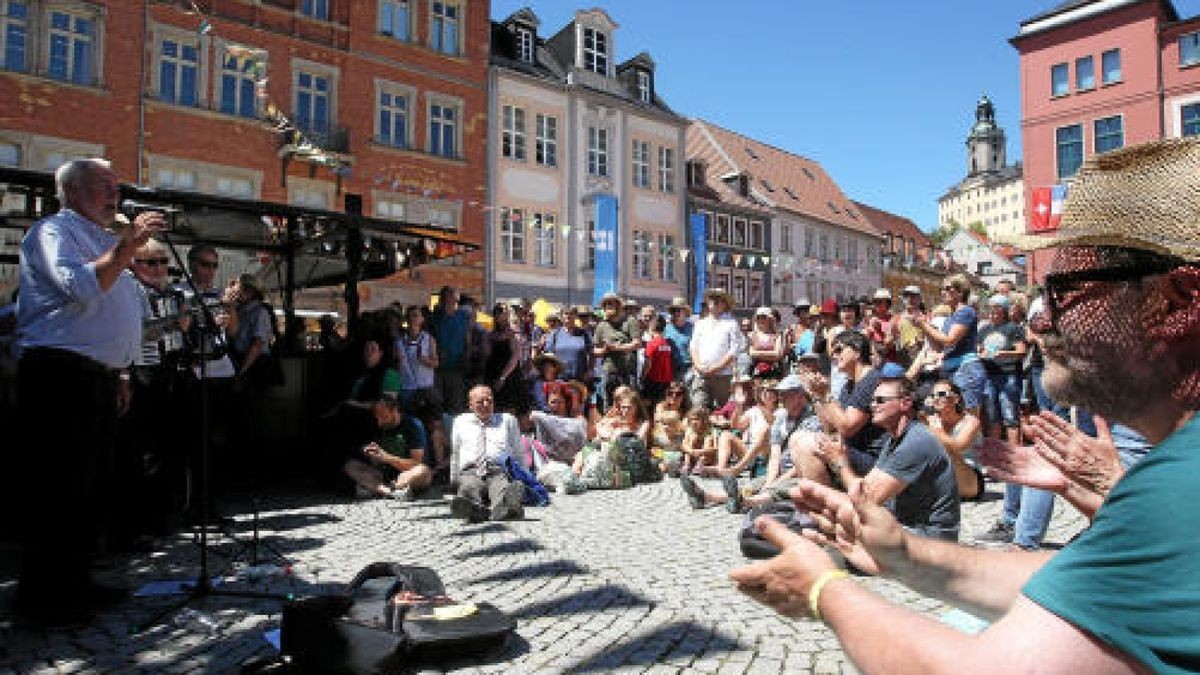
1030, 185, 1067, 232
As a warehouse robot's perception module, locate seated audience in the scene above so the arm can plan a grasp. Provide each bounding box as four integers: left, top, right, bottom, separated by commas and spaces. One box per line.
706, 380, 779, 478
449, 385, 525, 522
924, 380, 986, 500
650, 381, 689, 475
678, 408, 717, 475
572, 385, 651, 478
343, 398, 433, 500
526, 381, 588, 464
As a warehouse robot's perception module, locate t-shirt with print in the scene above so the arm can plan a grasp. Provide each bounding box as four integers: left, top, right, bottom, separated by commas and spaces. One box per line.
1022, 414, 1200, 673
838, 368, 887, 459
942, 305, 979, 367
643, 335, 673, 384
978, 321, 1025, 375
873, 421, 960, 536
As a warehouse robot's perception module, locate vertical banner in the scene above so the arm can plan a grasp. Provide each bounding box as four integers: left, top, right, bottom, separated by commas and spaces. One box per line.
691, 212, 708, 314
592, 194, 619, 307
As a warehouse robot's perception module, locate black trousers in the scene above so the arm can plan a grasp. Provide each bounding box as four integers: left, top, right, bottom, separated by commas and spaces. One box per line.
16, 347, 119, 608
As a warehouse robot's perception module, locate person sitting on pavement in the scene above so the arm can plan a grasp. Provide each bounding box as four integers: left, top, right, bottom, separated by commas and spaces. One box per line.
530, 351, 567, 413
923, 379, 986, 501
681, 375, 823, 512
343, 397, 433, 500
730, 138, 1200, 674
525, 381, 588, 464
571, 385, 650, 478
704, 379, 779, 478
795, 330, 887, 485
650, 380, 690, 475
678, 407, 717, 475
449, 385, 525, 522
814, 371, 961, 540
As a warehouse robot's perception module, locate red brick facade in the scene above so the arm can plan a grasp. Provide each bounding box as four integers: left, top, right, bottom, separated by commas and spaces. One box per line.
0, 0, 489, 301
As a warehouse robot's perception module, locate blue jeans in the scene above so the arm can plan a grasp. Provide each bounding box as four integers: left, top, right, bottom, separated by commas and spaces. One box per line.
982, 370, 1022, 429
945, 359, 986, 412
1002, 482, 1055, 549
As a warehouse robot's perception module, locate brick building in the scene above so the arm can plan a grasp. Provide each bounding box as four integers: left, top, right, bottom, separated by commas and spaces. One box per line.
1011, 0, 1200, 282
0, 0, 489, 307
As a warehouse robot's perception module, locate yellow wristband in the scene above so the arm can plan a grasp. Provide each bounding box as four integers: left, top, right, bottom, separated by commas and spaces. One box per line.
808, 569, 849, 621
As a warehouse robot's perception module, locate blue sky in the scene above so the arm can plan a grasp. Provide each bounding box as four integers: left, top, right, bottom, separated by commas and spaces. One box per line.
491, 0, 1200, 232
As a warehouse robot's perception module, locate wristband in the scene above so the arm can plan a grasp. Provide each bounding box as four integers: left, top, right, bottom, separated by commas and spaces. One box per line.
808, 569, 849, 621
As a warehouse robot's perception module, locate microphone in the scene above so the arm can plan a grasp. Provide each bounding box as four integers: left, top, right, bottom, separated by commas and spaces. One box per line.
121, 199, 180, 216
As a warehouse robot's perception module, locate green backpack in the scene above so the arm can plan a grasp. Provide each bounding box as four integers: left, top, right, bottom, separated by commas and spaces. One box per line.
579, 441, 631, 489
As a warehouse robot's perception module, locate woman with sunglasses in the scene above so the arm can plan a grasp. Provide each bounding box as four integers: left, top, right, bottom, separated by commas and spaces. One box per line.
913, 274, 985, 419
923, 380, 985, 500
650, 382, 690, 475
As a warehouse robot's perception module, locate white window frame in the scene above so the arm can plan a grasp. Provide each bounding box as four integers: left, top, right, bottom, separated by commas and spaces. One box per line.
148, 154, 261, 198
378, 0, 410, 41
153, 164, 197, 191
500, 207, 525, 264
1055, 122, 1085, 180
215, 40, 264, 119
780, 222, 792, 253
375, 78, 413, 149
374, 194, 406, 220
427, 92, 462, 159
292, 59, 339, 134
429, 0, 460, 56
587, 126, 608, 177
2, 0, 30, 72
501, 104, 526, 161
715, 214, 730, 244
749, 220, 763, 250
1050, 62, 1069, 97
535, 113, 556, 167
533, 213, 556, 268
581, 26, 607, 75
636, 70, 650, 103
631, 139, 649, 188
632, 230, 652, 280
152, 24, 206, 107
656, 233, 675, 282
43, 3, 102, 86
733, 275, 746, 308
516, 26, 533, 62
0, 139, 20, 166
658, 146, 674, 193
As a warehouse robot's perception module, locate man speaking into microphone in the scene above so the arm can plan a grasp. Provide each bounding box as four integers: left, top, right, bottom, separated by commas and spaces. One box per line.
13, 158, 165, 628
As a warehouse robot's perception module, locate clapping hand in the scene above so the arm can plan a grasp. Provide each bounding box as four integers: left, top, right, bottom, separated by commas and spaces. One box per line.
1025, 412, 1124, 499
978, 437, 1070, 494
729, 512, 840, 618
792, 480, 907, 576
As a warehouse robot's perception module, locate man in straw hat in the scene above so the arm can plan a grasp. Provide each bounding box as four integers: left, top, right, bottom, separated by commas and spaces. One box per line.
730, 138, 1200, 673
664, 296, 694, 385
593, 292, 639, 412
689, 288, 746, 409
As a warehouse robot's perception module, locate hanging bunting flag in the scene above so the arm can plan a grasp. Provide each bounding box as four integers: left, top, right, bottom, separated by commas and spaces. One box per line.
197, 19, 212, 35
679, 248, 691, 261
733, 254, 743, 267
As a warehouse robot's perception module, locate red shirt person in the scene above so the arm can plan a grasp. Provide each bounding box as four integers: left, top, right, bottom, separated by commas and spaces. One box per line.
641, 315, 674, 405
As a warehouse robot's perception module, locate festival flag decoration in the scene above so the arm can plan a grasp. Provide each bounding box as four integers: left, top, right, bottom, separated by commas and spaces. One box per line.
1030, 184, 1068, 232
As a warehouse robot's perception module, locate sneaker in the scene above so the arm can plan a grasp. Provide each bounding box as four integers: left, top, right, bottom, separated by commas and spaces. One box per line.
679, 475, 706, 510
450, 495, 489, 523
974, 521, 1015, 545
722, 475, 743, 514
389, 486, 413, 502
491, 483, 526, 521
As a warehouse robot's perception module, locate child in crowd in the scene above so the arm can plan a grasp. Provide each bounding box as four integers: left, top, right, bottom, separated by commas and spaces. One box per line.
679, 408, 717, 475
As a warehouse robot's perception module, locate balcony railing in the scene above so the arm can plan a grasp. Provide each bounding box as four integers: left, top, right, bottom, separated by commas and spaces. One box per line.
281, 125, 352, 155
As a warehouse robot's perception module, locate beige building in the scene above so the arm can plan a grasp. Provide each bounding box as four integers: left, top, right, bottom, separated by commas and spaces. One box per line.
938, 96, 1026, 240
488, 8, 687, 306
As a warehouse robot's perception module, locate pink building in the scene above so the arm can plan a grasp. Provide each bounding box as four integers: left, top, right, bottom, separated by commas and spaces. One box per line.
1011, 0, 1200, 282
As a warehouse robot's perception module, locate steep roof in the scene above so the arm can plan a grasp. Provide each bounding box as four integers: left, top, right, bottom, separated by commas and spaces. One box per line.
687, 119, 877, 237
852, 201, 930, 246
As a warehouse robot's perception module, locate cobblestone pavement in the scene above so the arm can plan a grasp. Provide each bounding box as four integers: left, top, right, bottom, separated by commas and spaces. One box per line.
0, 478, 1087, 674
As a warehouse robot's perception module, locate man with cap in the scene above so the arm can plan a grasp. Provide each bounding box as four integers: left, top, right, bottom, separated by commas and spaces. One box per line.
730, 138, 1200, 673
664, 297, 694, 385
592, 293, 640, 412
689, 288, 746, 409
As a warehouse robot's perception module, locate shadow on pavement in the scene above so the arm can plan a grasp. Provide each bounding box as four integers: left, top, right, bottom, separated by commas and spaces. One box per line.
512, 584, 652, 619
564, 620, 747, 673
454, 539, 544, 560
471, 560, 588, 584
446, 522, 509, 537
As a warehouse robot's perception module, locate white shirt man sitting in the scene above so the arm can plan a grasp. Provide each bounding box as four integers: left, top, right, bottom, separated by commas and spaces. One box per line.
450, 384, 525, 522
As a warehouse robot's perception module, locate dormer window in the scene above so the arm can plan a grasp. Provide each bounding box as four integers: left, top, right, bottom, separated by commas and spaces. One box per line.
636, 70, 650, 103
686, 159, 706, 188
516, 27, 533, 63
738, 174, 749, 197
582, 26, 608, 75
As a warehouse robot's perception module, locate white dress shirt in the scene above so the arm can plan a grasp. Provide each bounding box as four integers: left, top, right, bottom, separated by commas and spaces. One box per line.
451, 411, 521, 483
691, 313, 745, 376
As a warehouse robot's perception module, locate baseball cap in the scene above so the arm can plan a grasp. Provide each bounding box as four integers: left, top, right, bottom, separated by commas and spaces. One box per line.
773, 374, 809, 394
878, 362, 907, 379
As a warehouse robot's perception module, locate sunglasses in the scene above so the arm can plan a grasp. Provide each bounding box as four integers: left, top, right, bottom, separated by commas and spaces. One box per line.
667, 389, 685, 396
940, 285, 956, 292
831, 345, 844, 355
135, 257, 170, 267
932, 390, 953, 398
871, 394, 906, 405
1043, 261, 1179, 328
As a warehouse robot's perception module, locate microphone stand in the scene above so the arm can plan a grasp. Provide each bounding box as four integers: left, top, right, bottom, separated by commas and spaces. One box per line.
134, 223, 289, 633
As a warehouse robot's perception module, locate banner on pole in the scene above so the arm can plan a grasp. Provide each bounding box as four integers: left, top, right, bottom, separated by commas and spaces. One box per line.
592, 194, 619, 306
691, 212, 708, 314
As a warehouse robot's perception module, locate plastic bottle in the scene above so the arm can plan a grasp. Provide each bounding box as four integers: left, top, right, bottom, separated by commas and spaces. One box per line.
173, 608, 220, 636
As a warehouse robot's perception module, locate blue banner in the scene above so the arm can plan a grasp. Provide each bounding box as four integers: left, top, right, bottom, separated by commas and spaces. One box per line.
592, 194, 619, 307
691, 212, 707, 314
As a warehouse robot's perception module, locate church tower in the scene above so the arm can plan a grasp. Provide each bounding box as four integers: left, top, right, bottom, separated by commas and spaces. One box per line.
967, 94, 1006, 176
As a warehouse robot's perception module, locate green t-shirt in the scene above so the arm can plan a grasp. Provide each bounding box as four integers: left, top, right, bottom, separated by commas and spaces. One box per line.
594, 317, 638, 375
1022, 413, 1200, 673
348, 367, 404, 401
379, 424, 413, 459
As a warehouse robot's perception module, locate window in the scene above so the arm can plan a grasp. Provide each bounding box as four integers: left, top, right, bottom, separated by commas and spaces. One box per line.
733, 276, 746, 307
501, 105, 526, 161
657, 234, 675, 282
153, 166, 197, 190
749, 278, 762, 307
715, 214, 729, 243
1051, 62, 1069, 97
1094, 115, 1123, 154
636, 70, 650, 103
47, 9, 95, 84
818, 233, 828, 263
848, 239, 859, 271
715, 272, 730, 295
584, 219, 595, 270
1183, 103, 1200, 137
535, 114, 556, 166
295, 69, 331, 133
733, 218, 746, 247
632, 231, 651, 280
2, 0, 28, 72
1056, 124, 1084, 179
0, 140, 19, 166
749, 221, 763, 250
430, 1, 459, 55
500, 207, 525, 263
658, 147, 674, 193
533, 213, 556, 267
516, 26, 533, 62
687, 160, 706, 187
290, 185, 331, 208
301, 0, 328, 20
220, 48, 261, 118
378, 0, 410, 40
1181, 32, 1200, 67
216, 175, 254, 198
804, 228, 814, 258
1075, 56, 1094, 91
587, 126, 608, 177
377, 83, 410, 148
1102, 49, 1121, 85
158, 37, 200, 106
582, 26, 607, 75
428, 98, 458, 158
780, 223, 792, 252
375, 199, 404, 219
630, 140, 650, 188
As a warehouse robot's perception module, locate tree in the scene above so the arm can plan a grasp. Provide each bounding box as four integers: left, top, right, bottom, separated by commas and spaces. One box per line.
930, 220, 961, 247
968, 221, 988, 237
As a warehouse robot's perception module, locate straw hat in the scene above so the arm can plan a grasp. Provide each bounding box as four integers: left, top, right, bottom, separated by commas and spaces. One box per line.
534, 352, 564, 371
1000, 137, 1200, 262
703, 287, 734, 307
599, 292, 623, 309
668, 296, 691, 314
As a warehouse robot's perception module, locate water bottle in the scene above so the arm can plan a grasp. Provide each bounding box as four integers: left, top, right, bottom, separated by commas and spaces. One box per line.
173, 608, 220, 636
